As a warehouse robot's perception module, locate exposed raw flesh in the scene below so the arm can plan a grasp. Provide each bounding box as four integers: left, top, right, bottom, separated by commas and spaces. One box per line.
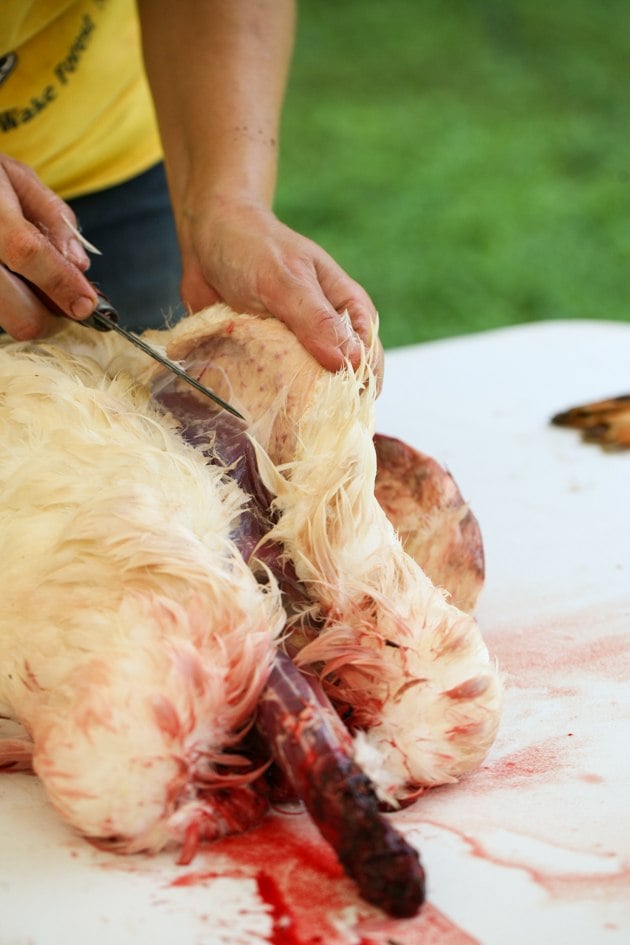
0, 305, 502, 912
151, 384, 426, 915
552, 394, 630, 449
0, 718, 32, 771
257, 651, 425, 918
373, 433, 484, 613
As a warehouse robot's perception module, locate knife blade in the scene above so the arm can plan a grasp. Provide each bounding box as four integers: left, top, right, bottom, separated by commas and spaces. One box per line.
85, 296, 245, 419
12, 273, 245, 420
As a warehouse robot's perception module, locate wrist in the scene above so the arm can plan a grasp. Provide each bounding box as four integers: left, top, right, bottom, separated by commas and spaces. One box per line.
163, 124, 280, 221
177, 188, 273, 239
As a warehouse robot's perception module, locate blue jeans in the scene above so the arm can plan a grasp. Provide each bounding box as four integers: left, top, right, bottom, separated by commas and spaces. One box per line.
68, 163, 184, 332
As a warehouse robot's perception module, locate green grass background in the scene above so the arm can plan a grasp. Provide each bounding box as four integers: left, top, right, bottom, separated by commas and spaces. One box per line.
276, 0, 630, 349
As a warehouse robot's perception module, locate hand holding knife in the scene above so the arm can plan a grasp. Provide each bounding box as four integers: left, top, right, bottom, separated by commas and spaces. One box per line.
12, 271, 245, 421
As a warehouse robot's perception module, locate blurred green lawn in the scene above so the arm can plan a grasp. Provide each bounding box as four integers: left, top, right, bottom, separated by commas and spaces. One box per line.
276, 0, 630, 349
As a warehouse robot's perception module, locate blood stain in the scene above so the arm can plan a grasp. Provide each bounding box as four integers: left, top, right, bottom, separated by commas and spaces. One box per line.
355, 902, 479, 944
170, 868, 236, 887
473, 737, 565, 790
191, 812, 477, 944
255, 870, 301, 945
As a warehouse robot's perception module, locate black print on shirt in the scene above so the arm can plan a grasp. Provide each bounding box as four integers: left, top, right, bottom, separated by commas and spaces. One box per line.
53, 14, 95, 85
0, 14, 98, 133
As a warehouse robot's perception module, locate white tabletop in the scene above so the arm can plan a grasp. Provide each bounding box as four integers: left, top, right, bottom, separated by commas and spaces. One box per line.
2, 319, 629, 945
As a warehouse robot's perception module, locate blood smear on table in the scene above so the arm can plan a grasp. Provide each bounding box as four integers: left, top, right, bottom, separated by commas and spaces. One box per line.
171, 812, 477, 945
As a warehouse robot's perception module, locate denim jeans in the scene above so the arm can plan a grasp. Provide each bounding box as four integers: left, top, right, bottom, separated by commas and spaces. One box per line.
68, 162, 184, 333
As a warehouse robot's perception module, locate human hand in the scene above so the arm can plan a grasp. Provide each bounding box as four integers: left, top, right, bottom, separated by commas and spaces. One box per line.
178, 195, 384, 386
0, 154, 98, 339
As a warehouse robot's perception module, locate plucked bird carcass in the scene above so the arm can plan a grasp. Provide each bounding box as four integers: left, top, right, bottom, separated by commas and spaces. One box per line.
0, 306, 502, 916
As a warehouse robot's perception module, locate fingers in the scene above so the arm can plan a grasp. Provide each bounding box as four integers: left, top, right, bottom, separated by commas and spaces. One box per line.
0, 156, 98, 337
258, 246, 380, 376
340, 292, 385, 393
271, 294, 364, 374
0, 265, 61, 339
0, 223, 96, 317
1, 158, 90, 270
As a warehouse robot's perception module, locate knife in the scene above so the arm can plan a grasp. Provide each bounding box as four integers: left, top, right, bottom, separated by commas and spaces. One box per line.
13, 274, 245, 420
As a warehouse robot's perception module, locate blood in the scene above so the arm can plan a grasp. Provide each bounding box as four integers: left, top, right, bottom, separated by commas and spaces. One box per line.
214, 813, 345, 882
170, 868, 232, 887
355, 903, 481, 944
255, 871, 301, 945
485, 602, 630, 685
164, 813, 472, 945
474, 737, 566, 788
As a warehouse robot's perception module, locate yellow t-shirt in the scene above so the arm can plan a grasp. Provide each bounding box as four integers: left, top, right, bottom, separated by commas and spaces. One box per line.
0, 0, 162, 198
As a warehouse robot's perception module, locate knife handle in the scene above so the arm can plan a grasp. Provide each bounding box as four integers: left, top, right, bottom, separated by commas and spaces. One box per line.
83, 295, 118, 331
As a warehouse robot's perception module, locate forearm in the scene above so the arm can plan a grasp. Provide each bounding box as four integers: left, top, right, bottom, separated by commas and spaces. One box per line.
135, 0, 380, 378
136, 0, 296, 221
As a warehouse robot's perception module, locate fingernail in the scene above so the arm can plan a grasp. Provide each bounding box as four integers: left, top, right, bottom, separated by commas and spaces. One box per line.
346, 333, 363, 358
68, 238, 90, 269
338, 325, 361, 352
71, 296, 96, 318
335, 311, 359, 349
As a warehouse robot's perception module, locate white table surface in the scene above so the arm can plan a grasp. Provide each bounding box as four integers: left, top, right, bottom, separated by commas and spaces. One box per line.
1, 318, 629, 945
